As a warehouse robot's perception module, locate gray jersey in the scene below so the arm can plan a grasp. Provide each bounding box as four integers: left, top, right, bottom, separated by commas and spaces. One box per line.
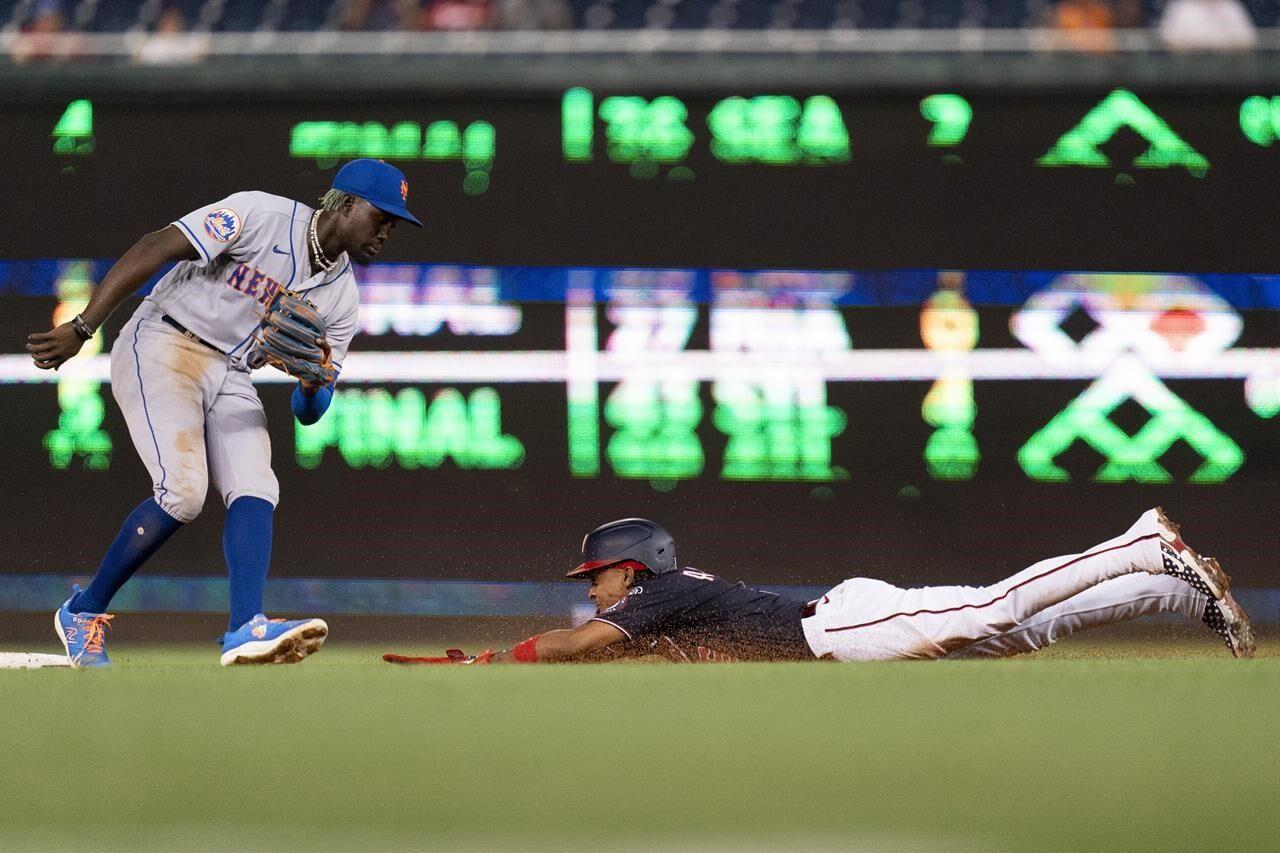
153, 190, 359, 373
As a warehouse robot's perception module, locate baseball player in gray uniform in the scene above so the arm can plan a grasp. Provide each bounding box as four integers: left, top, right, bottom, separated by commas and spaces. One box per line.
27, 159, 420, 667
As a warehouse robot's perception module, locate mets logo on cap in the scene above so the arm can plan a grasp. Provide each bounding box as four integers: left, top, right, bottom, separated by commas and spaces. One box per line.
399, 179, 409, 202
203, 208, 241, 243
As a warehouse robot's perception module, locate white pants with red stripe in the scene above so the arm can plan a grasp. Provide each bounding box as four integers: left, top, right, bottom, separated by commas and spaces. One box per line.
944, 574, 1206, 659
800, 509, 1190, 661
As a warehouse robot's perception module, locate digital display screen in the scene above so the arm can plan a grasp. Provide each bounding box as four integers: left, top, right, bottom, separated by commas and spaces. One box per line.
4, 87, 1278, 595
5, 89, 1280, 270
3, 262, 1277, 588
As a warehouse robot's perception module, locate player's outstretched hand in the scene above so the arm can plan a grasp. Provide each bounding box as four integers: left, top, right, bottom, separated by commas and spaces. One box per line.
26, 323, 86, 370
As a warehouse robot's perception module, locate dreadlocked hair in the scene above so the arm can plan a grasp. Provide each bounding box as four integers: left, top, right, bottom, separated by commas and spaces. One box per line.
318, 189, 354, 212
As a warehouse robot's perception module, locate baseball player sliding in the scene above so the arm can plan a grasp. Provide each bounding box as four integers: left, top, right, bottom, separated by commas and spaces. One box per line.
386, 513, 1255, 665
27, 159, 421, 668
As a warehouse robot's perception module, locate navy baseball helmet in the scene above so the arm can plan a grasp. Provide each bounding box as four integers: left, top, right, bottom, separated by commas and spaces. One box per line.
332, 159, 422, 227
567, 518, 677, 578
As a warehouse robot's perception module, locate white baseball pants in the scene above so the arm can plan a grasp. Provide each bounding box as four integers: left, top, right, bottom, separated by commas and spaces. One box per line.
944, 574, 1205, 658
110, 301, 279, 523
801, 509, 1188, 661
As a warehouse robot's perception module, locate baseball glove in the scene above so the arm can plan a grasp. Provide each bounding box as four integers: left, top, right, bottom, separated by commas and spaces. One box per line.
251, 290, 335, 386
382, 649, 496, 665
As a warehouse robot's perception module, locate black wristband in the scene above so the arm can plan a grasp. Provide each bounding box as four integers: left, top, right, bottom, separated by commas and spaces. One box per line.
70, 314, 95, 342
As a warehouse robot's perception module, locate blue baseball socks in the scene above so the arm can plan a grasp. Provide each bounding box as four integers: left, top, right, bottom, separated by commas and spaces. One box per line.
224, 496, 274, 631
70, 498, 184, 614
70, 495, 275, 632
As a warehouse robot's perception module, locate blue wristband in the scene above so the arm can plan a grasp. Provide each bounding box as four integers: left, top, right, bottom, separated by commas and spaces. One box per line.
291, 382, 334, 425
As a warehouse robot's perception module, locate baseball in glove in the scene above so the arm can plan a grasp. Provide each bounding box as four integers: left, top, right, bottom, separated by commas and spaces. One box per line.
250, 289, 335, 387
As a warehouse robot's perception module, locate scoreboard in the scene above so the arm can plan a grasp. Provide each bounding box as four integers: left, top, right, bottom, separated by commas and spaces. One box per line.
2, 261, 1278, 587
2, 86, 1278, 589
4, 88, 1280, 270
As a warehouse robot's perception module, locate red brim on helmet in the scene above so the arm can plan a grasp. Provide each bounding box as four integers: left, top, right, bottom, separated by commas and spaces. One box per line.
565, 558, 624, 578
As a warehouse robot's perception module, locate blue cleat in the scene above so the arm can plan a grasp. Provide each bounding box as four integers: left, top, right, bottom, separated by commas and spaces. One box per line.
220, 614, 328, 666
54, 585, 114, 669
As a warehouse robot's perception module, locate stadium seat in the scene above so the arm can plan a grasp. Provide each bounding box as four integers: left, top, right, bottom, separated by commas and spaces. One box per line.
569, 0, 601, 28
0, 0, 23, 30
793, 0, 836, 29
1250, 0, 1279, 26
1140, 0, 1167, 26
169, 0, 208, 30
734, 0, 775, 28
215, 0, 270, 31
1024, 0, 1052, 27
23, 0, 1280, 33
982, 0, 1033, 28
921, 0, 965, 28
278, 0, 339, 31
82, 0, 147, 32
642, 0, 676, 29
612, 0, 649, 28
671, 0, 714, 29
856, 0, 901, 28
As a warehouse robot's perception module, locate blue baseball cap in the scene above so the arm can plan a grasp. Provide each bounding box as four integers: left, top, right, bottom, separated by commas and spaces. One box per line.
331, 159, 422, 227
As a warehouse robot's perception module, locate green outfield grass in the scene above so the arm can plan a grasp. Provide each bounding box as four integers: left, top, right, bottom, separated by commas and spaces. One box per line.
1, 640, 1276, 852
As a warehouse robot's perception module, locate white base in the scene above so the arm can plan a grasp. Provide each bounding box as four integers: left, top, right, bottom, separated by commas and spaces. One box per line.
0, 652, 71, 669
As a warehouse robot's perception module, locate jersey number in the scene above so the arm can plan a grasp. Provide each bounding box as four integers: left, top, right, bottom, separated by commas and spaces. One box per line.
682, 569, 716, 582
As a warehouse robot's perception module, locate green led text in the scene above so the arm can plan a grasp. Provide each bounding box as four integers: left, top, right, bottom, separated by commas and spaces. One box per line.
296, 387, 523, 470
1018, 381, 1241, 483
53, 99, 94, 155
919, 94, 973, 147
1037, 89, 1208, 177
1240, 95, 1280, 146
44, 262, 111, 469
289, 120, 495, 194
708, 95, 850, 164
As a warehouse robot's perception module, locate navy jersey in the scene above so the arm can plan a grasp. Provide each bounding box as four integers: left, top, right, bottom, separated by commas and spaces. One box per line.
589, 568, 815, 662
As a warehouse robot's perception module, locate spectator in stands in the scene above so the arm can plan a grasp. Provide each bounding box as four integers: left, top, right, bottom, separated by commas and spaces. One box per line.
420, 0, 494, 30
133, 6, 209, 65
1159, 0, 1257, 51
1048, 0, 1116, 53
11, 0, 80, 64
1114, 0, 1143, 27
493, 0, 572, 30
341, 0, 420, 30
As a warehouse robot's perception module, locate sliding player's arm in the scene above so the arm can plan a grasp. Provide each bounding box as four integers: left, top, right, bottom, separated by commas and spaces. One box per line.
382, 620, 627, 666
490, 620, 626, 664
